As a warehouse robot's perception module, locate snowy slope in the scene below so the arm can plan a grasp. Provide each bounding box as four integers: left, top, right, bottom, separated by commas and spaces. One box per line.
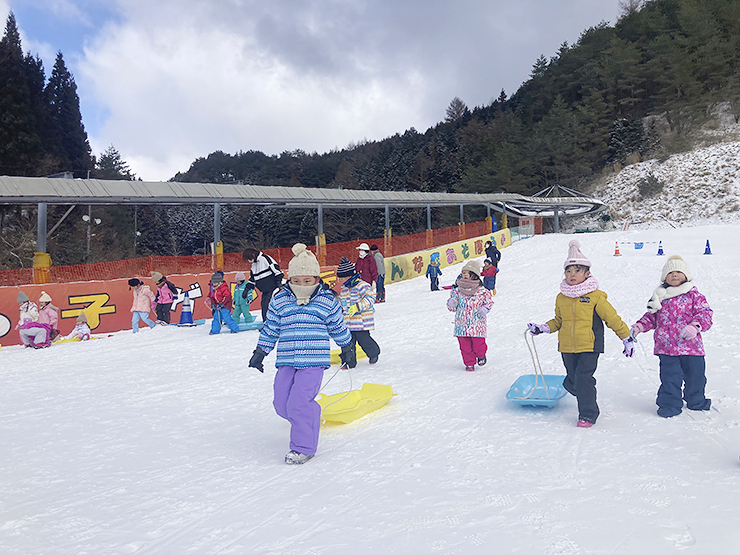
573, 140, 740, 229
2, 224, 740, 555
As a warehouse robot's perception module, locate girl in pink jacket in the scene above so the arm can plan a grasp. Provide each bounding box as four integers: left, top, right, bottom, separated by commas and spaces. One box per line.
631, 256, 713, 418
129, 278, 157, 333
446, 259, 494, 372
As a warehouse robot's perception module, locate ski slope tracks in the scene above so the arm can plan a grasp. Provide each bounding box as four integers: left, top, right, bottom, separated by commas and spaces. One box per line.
1, 224, 740, 554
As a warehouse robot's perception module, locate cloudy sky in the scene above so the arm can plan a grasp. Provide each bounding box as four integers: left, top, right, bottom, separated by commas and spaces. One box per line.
2, 0, 621, 181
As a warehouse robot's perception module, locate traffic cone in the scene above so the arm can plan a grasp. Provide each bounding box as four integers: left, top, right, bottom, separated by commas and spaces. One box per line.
657, 241, 664, 255
704, 240, 712, 255
177, 292, 197, 327
614, 241, 621, 256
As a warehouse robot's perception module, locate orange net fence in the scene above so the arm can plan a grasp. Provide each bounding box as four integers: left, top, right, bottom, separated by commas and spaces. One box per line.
0, 220, 492, 287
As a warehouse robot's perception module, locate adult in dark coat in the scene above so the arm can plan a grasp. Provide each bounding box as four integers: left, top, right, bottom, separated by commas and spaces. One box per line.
485, 240, 501, 268
242, 248, 284, 321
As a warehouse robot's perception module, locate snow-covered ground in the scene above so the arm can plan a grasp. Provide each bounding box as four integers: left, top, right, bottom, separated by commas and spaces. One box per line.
574, 140, 740, 229
2, 224, 739, 555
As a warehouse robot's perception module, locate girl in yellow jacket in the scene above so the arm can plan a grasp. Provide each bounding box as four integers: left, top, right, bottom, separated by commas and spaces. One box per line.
528, 240, 633, 428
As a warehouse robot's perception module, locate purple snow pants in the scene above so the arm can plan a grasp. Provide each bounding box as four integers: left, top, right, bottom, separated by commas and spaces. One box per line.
273, 365, 324, 456
457, 336, 488, 367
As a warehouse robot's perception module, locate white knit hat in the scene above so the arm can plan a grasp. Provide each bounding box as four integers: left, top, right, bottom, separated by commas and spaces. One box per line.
39, 291, 52, 303
661, 255, 691, 282
563, 240, 591, 269
288, 243, 321, 277
462, 259, 482, 277
235, 271, 246, 281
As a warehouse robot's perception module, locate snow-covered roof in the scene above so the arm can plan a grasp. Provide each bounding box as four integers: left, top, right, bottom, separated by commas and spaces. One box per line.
0, 176, 606, 215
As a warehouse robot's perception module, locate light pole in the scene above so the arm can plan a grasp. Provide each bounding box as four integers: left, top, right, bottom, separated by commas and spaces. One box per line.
82, 206, 101, 262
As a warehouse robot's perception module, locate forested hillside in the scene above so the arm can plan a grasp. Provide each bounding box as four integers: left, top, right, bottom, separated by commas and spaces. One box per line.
1, 0, 739, 267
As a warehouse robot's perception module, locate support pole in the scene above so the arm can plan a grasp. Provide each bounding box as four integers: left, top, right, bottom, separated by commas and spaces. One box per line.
37, 202, 47, 253
214, 203, 223, 269
316, 203, 326, 266
458, 204, 466, 240
426, 204, 433, 248
485, 202, 493, 234
384, 204, 392, 257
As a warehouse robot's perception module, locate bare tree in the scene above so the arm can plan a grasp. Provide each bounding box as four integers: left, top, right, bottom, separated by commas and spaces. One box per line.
618, 0, 644, 18
445, 97, 469, 123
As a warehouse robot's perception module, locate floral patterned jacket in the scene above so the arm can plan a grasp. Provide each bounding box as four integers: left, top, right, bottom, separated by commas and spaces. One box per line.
634, 287, 712, 356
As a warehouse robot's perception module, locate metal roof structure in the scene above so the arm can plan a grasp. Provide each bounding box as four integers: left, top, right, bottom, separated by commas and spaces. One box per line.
0, 176, 607, 216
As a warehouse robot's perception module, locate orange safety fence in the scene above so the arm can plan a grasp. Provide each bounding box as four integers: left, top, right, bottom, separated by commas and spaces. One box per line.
0, 220, 492, 287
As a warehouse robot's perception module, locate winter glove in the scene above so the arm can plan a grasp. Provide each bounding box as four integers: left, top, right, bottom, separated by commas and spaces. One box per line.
151, 302, 156, 311
446, 298, 457, 311
527, 323, 550, 335
339, 344, 357, 369
242, 287, 253, 300
630, 323, 645, 340
477, 306, 491, 318
248, 347, 267, 373
622, 336, 635, 358
347, 304, 360, 317
679, 322, 701, 340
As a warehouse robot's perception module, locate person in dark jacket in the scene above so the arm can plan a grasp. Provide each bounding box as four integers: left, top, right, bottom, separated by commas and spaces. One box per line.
484, 240, 501, 268
370, 244, 386, 302
242, 248, 284, 321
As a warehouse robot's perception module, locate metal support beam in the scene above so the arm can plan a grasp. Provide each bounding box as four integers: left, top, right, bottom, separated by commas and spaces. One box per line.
213, 203, 221, 250
37, 203, 47, 253
317, 203, 323, 237
459, 204, 464, 224
486, 202, 491, 219
426, 204, 431, 230
385, 204, 390, 234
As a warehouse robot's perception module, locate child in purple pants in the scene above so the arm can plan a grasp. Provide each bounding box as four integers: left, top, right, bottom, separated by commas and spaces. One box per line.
248, 243, 352, 465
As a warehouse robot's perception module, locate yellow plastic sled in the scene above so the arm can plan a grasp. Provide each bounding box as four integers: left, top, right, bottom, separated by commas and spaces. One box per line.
316, 383, 396, 424
329, 345, 367, 365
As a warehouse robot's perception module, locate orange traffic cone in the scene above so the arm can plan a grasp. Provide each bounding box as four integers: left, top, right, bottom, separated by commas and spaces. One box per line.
614, 241, 621, 256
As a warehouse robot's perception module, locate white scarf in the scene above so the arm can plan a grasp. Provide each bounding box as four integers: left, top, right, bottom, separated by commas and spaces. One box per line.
646, 281, 694, 313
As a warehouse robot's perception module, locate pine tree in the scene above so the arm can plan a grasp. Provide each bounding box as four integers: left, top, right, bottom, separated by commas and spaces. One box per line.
44, 51, 93, 175
0, 12, 42, 175
95, 145, 135, 180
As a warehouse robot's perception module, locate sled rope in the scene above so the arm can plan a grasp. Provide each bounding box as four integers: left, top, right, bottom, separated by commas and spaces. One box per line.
318, 364, 354, 423
517, 330, 550, 400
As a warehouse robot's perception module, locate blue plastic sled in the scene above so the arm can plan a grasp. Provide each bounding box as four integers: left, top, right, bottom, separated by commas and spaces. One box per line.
238, 320, 264, 332
506, 374, 568, 408
170, 318, 206, 326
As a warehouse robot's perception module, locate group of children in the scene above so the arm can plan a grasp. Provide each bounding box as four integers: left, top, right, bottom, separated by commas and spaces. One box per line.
15, 290, 90, 348
14, 235, 714, 465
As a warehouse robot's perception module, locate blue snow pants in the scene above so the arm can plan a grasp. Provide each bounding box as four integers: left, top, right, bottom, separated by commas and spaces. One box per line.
210, 307, 239, 334
656, 354, 711, 417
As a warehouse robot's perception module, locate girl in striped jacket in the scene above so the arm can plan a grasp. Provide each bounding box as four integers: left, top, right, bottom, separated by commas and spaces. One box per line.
248, 244, 351, 465
336, 257, 381, 368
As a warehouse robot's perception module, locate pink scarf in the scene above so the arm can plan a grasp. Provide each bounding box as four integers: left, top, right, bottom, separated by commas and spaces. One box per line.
456, 278, 482, 297
560, 276, 599, 298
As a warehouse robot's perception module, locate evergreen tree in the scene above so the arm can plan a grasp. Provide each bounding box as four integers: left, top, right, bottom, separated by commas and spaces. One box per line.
0, 12, 42, 176
95, 144, 135, 180
44, 51, 93, 175
445, 97, 469, 124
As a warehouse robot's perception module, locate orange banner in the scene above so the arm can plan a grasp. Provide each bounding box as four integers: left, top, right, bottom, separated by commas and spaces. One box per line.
0, 267, 339, 346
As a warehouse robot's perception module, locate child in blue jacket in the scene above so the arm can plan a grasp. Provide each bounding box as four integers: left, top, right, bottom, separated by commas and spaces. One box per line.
248, 244, 352, 465
426, 252, 442, 291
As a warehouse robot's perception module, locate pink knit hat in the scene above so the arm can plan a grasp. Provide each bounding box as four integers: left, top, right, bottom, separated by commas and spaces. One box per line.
563, 240, 591, 269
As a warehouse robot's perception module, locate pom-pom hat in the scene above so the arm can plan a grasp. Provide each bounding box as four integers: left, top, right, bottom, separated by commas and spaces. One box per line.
288, 243, 321, 277
39, 291, 52, 303
661, 255, 691, 282
563, 240, 591, 269
336, 257, 356, 277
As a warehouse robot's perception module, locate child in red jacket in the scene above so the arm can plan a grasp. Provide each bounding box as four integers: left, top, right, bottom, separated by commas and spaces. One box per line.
206, 273, 240, 334
481, 259, 499, 294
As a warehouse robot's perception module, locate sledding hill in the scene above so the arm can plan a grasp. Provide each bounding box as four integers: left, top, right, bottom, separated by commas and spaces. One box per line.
1, 222, 739, 554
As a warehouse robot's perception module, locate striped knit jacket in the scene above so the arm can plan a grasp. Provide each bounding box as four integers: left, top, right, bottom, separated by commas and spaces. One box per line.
257, 283, 351, 369
339, 275, 376, 331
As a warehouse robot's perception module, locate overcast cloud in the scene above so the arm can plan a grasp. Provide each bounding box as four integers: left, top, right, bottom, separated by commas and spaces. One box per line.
3, 0, 621, 181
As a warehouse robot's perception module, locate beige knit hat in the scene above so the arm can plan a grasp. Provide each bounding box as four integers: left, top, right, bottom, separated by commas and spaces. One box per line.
150, 271, 164, 283
462, 259, 482, 277
288, 243, 321, 277
76, 312, 88, 323
661, 255, 691, 282
39, 291, 52, 303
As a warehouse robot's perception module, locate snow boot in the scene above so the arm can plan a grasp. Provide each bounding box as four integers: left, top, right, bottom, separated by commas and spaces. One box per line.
577, 419, 594, 428
285, 450, 314, 465
477, 355, 487, 366
465, 365, 475, 372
